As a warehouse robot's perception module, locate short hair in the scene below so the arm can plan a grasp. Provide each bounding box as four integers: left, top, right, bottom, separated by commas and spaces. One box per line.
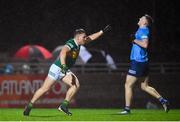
144, 14, 154, 27
74, 28, 86, 37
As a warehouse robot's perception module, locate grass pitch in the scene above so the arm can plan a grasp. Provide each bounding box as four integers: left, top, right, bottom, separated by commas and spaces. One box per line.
0, 108, 180, 121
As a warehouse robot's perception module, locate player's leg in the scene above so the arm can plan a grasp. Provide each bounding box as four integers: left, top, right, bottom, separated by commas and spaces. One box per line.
63, 73, 80, 101
120, 74, 137, 114
120, 60, 140, 114
125, 75, 137, 108
140, 76, 170, 112
23, 64, 59, 116
140, 76, 161, 98
31, 76, 55, 103
23, 76, 56, 116
58, 72, 80, 116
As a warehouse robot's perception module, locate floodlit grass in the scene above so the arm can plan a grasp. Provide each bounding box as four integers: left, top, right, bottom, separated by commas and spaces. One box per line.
0, 108, 180, 121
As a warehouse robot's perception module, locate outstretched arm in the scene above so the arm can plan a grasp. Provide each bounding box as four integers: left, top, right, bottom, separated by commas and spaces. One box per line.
85, 25, 111, 43
85, 31, 103, 43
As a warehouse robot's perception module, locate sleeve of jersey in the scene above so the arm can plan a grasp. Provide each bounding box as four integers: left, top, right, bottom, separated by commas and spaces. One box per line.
65, 42, 74, 50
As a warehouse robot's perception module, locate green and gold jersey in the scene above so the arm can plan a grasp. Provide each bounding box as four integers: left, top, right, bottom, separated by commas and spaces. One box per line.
54, 39, 80, 69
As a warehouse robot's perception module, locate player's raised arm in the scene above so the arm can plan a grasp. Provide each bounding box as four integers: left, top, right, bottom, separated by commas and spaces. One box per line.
85, 25, 111, 43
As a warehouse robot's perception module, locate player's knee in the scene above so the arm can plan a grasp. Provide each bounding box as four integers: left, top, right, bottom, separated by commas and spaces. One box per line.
74, 82, 80, 91
76, 83, 80, 89
72, 76, 80, 90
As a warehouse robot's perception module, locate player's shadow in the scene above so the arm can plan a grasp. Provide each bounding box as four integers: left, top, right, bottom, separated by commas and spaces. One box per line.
110, 113, 132, 115
29, 114, 61, 118
101, 113, 134, 116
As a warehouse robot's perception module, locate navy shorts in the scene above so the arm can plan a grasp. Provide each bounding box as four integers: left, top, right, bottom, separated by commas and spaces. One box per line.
128, 60, 149, 77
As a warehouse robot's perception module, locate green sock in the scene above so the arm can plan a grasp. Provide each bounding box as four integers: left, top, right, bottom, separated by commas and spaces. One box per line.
28, 102, 33, 108
62, 100, 69, 107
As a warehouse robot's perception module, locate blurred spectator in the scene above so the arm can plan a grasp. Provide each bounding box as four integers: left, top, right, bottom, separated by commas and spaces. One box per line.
4, 64, 14, 74
22, 63, 30, 74
79, 45, 92, 64
100, 50, 117, 70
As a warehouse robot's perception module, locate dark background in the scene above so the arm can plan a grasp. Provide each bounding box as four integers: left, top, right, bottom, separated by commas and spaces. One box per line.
0, 0, 179, 62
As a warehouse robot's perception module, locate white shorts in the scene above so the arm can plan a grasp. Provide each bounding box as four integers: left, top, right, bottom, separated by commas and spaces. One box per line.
48, 64, 71, 81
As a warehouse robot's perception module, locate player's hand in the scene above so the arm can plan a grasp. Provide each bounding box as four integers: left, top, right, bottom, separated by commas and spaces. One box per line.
102, 25, 111, 33
60, 64, 68, 74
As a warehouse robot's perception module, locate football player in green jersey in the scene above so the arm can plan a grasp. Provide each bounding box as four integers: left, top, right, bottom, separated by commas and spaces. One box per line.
23, 25, 111, 116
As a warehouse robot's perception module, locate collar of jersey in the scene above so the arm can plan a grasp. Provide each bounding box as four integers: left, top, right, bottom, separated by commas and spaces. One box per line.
139, 26, 148, 29
73, 39, 79, 47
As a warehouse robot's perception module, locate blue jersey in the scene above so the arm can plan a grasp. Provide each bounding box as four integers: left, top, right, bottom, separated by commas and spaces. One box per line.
130, 26, 149, 62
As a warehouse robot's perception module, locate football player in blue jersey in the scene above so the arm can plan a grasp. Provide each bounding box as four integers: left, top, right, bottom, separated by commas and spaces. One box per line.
120, 15, 170, 114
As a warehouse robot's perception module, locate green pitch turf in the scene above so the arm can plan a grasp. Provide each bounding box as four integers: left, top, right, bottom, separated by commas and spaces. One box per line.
0, 108, 180, 121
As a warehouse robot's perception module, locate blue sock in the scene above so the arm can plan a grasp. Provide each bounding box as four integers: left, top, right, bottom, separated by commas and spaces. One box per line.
159, 97, 167, 104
